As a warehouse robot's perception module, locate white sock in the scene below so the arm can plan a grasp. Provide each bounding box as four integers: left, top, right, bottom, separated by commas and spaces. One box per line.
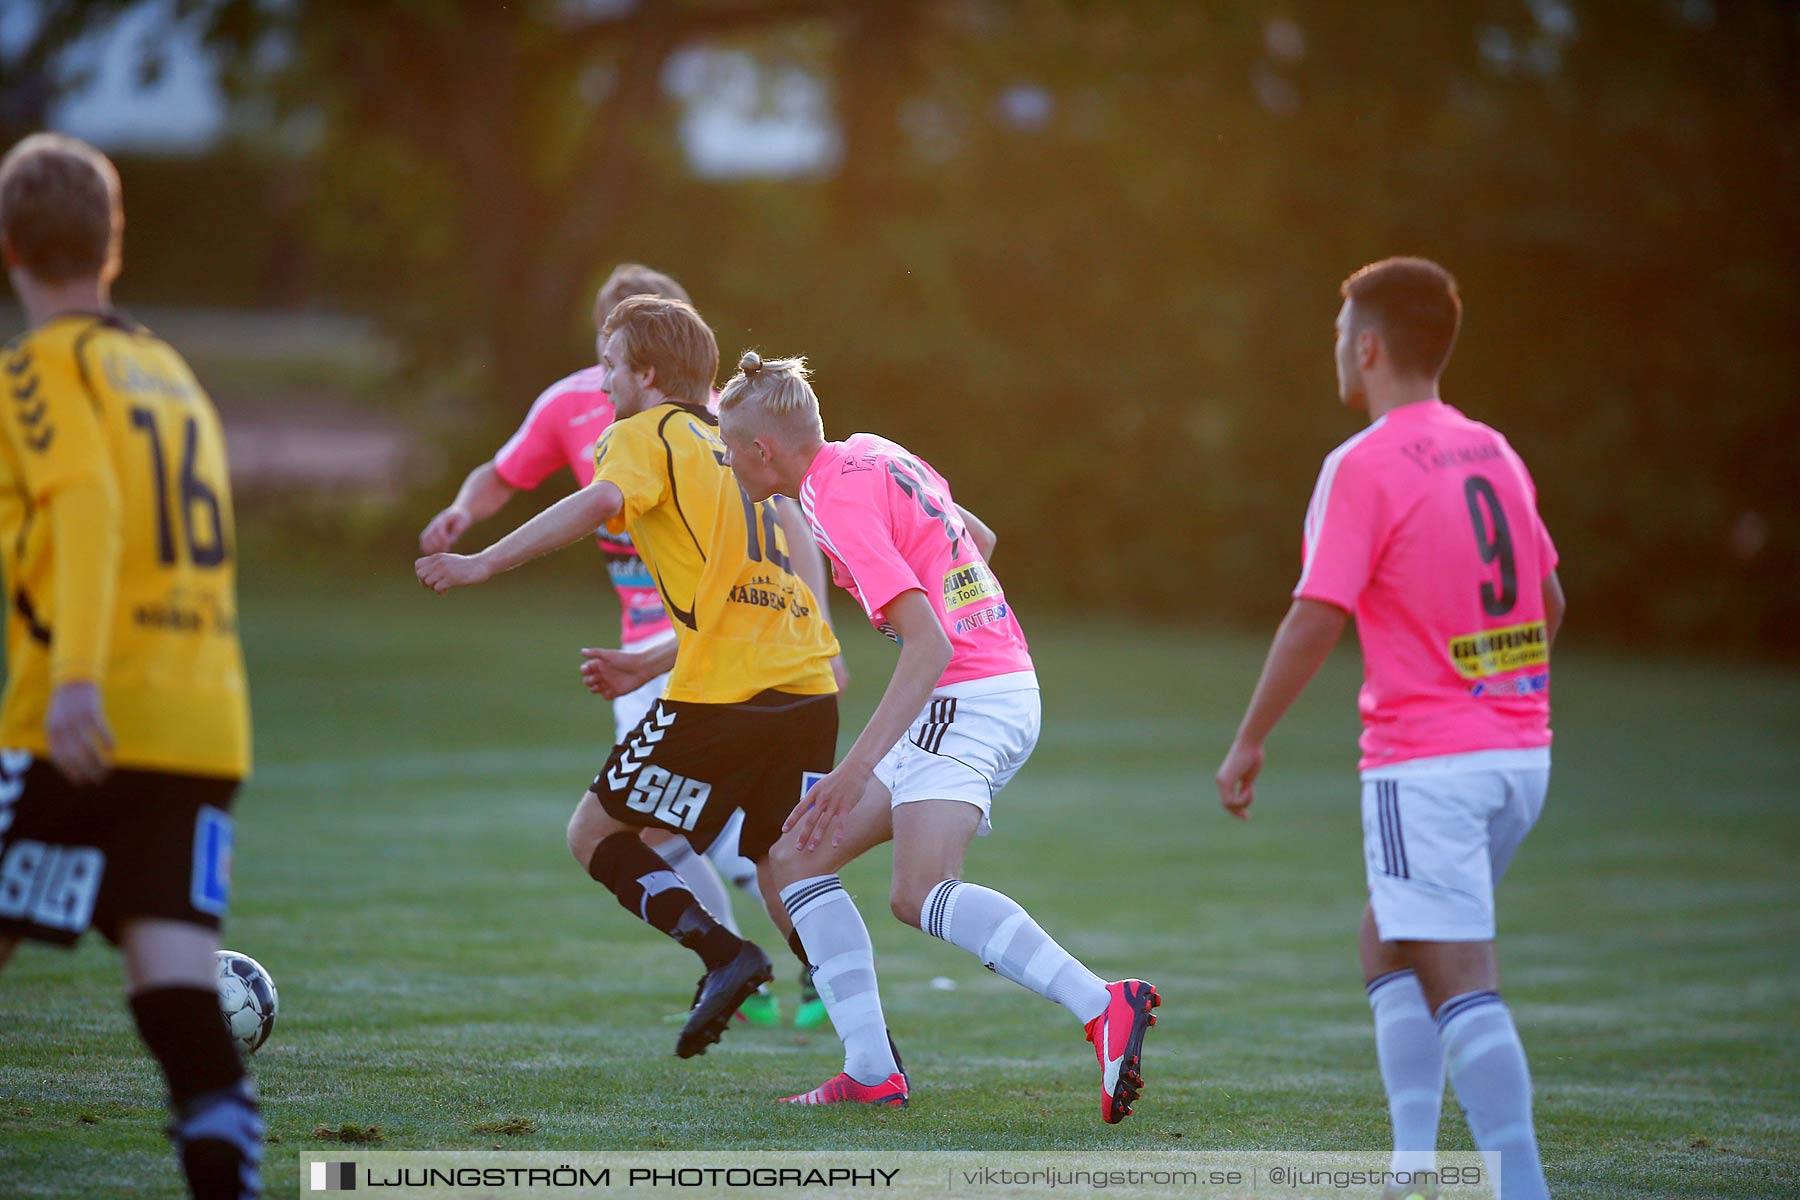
1367, 969, 1443, 1176
1437, 991, 1549, 1200
921, 879, 1110, 1024
652, 838, 738, 936
705, 812, 764, 908
780, 875, 898, 1085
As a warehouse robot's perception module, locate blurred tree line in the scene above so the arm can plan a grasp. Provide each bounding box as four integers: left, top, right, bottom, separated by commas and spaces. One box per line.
7, 0, 1797, 654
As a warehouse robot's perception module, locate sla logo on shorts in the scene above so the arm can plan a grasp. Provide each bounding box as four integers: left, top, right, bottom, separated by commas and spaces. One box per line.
801, 770, 827, 798
625, 768, 712, 832
0, 840, 104, 931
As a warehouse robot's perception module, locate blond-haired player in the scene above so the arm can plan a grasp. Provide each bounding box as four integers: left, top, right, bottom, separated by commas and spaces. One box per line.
418, 263, 836, 1028
417, 299, 843, 1058
0, 133, 260, 1199
716, 352, 1160, 1120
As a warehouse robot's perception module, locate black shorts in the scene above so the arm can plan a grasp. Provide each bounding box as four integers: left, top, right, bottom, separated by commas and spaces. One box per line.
592, 690, 837, 861
0, 752, 239, 948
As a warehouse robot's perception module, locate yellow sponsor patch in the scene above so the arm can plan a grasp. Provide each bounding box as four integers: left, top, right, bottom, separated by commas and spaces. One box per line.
1448, 621, 1549, 679
943, 562, 1002, 611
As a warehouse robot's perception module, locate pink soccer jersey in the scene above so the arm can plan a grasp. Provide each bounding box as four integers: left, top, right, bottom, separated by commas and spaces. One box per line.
799, 434, 1033, 688
492, 366, 671, 645
1295, 399, 1558, 769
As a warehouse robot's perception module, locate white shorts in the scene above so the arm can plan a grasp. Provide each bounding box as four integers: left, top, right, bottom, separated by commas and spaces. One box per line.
611, 631, 678, 745
1361, 747, 1549, 943
874, 671, 1039, 837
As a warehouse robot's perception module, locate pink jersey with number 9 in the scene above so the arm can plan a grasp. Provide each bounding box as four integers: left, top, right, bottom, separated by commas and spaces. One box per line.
799, 433, 1033, 688
1295, 399, 1557, 770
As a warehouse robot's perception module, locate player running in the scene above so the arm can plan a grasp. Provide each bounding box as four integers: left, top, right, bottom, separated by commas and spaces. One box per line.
418, 264, 838, 1029
1215, 258, 1561, 1200
715, 352, 1160, 1121
417, 297, 841, 1058
0, 134, 262, 1199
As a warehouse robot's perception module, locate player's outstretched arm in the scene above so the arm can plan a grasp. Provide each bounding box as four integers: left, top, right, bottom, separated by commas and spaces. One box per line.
956, 504, 997, 561
785, 590, 950, 851
420, 460, 517, 552
580, 639, 677, 698
415, 481, 624, 593
1215, 598, 1347, 821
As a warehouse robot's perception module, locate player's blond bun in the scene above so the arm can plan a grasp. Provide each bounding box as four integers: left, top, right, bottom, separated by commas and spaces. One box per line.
718, 351, 822, 442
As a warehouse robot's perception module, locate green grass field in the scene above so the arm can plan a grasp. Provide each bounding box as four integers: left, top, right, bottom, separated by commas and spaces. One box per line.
2, 538, 1797, 1198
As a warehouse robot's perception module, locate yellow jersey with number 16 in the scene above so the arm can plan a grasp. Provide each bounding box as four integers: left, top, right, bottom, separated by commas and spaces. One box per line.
593, 401, 838, 705
0, 314, 250, 778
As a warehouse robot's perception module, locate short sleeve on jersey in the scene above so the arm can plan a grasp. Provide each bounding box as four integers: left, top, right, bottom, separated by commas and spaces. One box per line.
811, 479, 925, 619
591, 419, 667, 532
1293, 446, 1379, 612
492, 388, 566, 490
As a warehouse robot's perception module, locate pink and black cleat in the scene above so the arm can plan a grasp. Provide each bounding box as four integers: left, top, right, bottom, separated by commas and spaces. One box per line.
776, 1071, 909, 1107
1084, 979, 1160, 1124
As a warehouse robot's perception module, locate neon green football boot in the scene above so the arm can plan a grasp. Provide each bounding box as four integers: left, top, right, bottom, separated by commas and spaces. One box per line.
739, 982, 780, 1027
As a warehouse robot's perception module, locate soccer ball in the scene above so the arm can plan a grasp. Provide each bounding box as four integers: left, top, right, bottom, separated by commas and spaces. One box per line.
215, 949, 279, 1054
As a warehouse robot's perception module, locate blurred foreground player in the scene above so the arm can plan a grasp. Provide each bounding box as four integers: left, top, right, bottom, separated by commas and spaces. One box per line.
417, 297, 841, 1057
0, 134, 260, 1199
1215, 258, 1562, 1200
717, 353, 1160, 1120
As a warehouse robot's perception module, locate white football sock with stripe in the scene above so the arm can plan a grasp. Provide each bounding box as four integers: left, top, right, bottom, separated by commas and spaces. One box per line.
780, 875, 898, 1085
1367, 969, 1443, 1176
1437, 990, 1549, 1200
921, 879, 1110, 1024
653, 838, 739, 936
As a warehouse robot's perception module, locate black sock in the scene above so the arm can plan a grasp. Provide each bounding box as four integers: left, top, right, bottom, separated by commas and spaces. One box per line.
129, 987, 244, 1106
588, 832, 742, 969
130, 987, 262, 1199
787, 928, 813, 973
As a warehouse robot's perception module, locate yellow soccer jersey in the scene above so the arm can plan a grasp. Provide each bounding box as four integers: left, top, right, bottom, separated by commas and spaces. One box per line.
0, 314, 250, 778
593, 401, 838, 705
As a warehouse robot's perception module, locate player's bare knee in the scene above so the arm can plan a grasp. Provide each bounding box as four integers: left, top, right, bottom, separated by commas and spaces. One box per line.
889, 880, 927, 929
1358, 905, 1408, 983
120, 919, 219, 992
566, 794, 601, 867
763, 834, 802, 888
